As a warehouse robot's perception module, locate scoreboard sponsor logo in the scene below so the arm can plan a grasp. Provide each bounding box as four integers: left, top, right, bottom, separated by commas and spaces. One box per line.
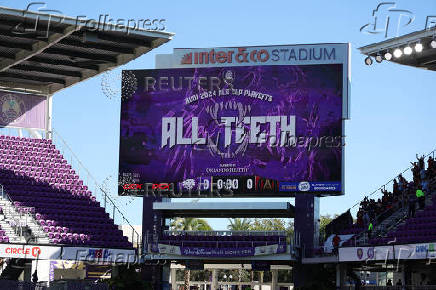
279, 181, 341, 192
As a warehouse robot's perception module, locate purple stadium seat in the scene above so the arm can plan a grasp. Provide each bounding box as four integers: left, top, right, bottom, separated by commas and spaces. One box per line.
0, 136, 132, 249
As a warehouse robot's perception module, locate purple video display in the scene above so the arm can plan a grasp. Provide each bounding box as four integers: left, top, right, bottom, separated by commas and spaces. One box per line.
119, 64, 343, 197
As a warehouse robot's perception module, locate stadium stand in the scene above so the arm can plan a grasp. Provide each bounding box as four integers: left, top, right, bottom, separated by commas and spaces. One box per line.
324, 154, 436, 249
0, 135, 132, 249
159, 230, 287, 249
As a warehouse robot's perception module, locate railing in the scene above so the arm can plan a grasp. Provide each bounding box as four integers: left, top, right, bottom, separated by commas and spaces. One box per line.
350, 149, 436, 211
164, 230, 287, 236
0, 184, 45, 243
331, 149, 436, 247
50, 129, 141, 252
341, 286, 436, 290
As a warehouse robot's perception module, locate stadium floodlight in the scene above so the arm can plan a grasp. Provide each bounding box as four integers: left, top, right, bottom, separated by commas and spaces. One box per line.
364, 56, 373, 65
393, 48, 402, 58
431, 40, 436, 48
403, 45, 413, 55
384, 52, 392, 60
375, 54, 383, 63
414, 43, 423, 53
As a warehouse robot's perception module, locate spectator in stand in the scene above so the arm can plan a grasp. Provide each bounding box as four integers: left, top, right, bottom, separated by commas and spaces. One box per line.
363, 212, 369, 228
356, 210, 364, 227
428, 156, 435, 177
396, 279, 403, 286
417, 154, 425, 169
332, 234, 341, 255
367, 220, 374, 239
411, 161, 420, 184
393, 179, 400, 196
408, 193, 417, 218
398, 174, 407, 192
386, 279, 393, 286
416, 186, 425, 209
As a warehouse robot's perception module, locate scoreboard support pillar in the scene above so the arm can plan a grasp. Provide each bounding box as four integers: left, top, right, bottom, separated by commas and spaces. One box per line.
293, 194, 320, 288
142, 196, 164, 288
295, 194, 320, 256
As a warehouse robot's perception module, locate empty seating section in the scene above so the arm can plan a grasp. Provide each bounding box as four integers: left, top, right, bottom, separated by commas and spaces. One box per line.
373, 202, 436, 245
161, 232, 287, 248
0, 135, 131, 248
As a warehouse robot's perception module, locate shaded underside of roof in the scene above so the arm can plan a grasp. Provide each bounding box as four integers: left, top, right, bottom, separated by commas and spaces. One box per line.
0, 6, 174, 95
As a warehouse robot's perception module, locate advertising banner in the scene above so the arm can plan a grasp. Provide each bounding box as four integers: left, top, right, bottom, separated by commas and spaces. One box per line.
157, 243, 286, 257
0, 91, 47, 130
339, 246, 394, 262
61, 247, 136, 263
394, 242, 436, 260
119, 62, 344, 197
0, 244, 61, 260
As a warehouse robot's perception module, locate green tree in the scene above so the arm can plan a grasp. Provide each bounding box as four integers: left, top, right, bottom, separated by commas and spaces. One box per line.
171, 217, 212, 231
319, 214, 339, 241
250, 218, 287, 231
170, 218, 212, 289
227, 218, 252, 231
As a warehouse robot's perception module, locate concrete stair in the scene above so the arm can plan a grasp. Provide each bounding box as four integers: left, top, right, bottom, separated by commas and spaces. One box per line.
0, 196, 50, 244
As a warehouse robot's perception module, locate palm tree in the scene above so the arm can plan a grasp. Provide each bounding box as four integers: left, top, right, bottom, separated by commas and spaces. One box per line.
227, 218, 252, 231
227, 218, 252, 290
170, 217, 212, 290
171, 217, 212, 231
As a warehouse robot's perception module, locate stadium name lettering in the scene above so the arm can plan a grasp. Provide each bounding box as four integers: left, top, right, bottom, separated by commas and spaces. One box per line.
180, 47, 336, 64
161, 116, 295, 148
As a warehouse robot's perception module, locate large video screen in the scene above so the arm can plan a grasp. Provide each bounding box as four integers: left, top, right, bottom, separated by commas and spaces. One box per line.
119, 64, 343, 197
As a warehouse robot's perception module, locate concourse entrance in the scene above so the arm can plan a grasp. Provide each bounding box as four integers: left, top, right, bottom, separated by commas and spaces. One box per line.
170, 263, 294, 290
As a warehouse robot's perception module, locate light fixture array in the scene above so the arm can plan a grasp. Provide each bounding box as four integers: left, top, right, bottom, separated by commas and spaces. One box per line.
364, 40, 435, 65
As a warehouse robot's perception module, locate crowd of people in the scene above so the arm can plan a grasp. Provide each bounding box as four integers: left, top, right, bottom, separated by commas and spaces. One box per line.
353, 155, 436, 237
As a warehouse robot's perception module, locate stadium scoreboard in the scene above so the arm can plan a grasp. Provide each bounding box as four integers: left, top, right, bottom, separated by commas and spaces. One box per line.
118, 44, 350, 197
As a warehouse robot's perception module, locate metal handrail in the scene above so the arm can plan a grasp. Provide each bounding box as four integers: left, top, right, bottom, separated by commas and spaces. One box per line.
350, 149, 436, 210
50, 129, 141, 251
0, 184, 44, 243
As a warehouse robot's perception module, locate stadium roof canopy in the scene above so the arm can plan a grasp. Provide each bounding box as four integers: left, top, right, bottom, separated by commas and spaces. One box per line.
0, 6, 174, 95
359, 26, 436, 71
153, 202, 295, 218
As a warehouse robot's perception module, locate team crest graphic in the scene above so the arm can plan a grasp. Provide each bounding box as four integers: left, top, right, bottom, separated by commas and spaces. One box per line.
0, 94, 26, 125
223, 70, 235, 88
367, 247, 375, 259
182, 179, 196, 190
357, 248, 363, 260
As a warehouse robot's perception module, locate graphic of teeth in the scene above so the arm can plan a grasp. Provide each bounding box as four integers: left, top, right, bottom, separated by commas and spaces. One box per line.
205, 100, 252, 158
237, 103, 244, 122
214, 103, 219, 119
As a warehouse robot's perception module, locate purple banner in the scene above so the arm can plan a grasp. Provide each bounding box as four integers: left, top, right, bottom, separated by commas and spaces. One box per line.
181, 247, 255, 257
157, 243, 287, 257
0, 91, 47, 129
119, 64, 343, 196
